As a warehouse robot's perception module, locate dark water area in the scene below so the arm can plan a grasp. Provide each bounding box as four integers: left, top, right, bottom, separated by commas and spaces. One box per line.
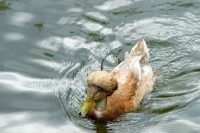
0, 0, 200, 133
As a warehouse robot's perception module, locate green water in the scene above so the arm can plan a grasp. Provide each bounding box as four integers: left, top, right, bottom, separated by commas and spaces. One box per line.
0, 0, 200, 133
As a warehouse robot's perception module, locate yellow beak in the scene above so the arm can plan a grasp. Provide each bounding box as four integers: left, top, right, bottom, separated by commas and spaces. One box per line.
78, 97, 95, 117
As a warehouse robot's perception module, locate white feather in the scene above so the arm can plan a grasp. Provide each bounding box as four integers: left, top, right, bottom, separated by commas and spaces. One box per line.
94, 110, 102, 118
142, 65, 153, 77
130, 56, 142, 81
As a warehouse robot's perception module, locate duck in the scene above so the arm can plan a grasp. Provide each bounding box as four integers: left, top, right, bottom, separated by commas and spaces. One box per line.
78, 39, 156, 122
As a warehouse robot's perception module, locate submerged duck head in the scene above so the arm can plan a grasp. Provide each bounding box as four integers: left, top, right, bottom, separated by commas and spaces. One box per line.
78, 71, 117, 117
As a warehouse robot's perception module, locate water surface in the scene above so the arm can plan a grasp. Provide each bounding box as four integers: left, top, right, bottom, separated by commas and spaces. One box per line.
0, 0, 200, 133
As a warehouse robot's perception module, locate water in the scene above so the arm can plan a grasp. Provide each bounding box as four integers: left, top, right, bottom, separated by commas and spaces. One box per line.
0, 0, 200, 133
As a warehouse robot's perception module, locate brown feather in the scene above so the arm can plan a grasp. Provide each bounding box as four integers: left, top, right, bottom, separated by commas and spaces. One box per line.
80, 40, 155, 121
86, 68, 139, 121
87, 71, 118, 94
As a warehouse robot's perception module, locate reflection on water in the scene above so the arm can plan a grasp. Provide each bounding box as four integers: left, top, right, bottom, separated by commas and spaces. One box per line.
34, 23, 43, 31
10, 12, 33, 27
5, 32, 24, 41
0, 0, 200, 133
0, 0, 17, 13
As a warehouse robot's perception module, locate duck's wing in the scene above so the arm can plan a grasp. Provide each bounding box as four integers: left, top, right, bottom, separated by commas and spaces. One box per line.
109, 40, 155, 112
111, 39, 154, 92
111, 40, 149, 82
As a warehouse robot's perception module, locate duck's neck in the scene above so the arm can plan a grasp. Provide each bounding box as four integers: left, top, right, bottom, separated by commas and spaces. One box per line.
95, 97, 107, 111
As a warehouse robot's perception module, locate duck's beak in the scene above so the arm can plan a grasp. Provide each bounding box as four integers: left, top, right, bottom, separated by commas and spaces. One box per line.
78, 96, 95, 117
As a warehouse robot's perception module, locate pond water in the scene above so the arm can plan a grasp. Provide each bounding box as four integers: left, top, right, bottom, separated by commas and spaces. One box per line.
0, 0, 200, 133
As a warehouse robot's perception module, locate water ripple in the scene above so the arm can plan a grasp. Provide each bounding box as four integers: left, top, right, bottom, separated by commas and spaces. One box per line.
95, 0, 133, 11
1, 0, 200, 132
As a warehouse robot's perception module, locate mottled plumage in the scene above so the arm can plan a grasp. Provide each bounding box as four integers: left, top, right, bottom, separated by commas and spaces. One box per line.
79, 40, 156, 121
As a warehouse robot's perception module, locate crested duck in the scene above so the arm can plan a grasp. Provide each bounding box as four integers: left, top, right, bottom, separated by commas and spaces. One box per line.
78, 40, 156, 121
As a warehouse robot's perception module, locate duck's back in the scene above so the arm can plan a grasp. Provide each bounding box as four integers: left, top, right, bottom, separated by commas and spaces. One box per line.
110, 40, 155, 113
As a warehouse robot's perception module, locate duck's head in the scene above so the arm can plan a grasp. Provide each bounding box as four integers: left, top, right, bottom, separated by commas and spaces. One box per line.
78, 71, 118, 117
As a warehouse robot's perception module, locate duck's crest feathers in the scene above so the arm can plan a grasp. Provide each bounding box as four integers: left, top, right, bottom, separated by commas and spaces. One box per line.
87, 71, 118, 94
